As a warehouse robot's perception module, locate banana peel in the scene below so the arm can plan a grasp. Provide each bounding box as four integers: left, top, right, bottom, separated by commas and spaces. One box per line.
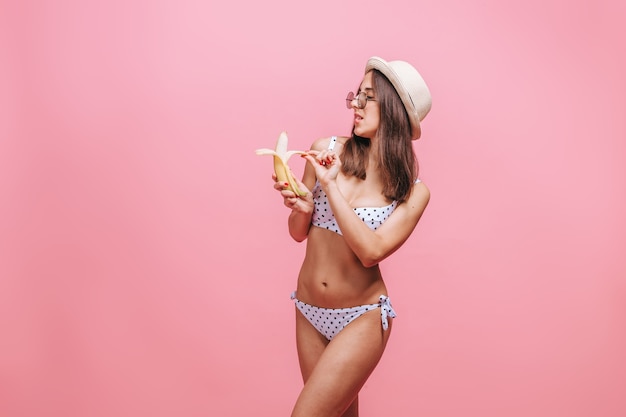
256, 131, 308, 196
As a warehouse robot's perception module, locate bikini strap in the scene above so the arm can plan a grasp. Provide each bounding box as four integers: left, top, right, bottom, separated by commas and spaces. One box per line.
379, 295, 397, 331
328, 136, 337, 150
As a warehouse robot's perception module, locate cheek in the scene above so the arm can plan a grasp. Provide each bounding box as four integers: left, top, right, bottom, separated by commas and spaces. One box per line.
367, 112, 380, 128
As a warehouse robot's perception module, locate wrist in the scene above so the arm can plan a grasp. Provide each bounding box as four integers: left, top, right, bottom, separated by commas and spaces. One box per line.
321, 179, 339, 195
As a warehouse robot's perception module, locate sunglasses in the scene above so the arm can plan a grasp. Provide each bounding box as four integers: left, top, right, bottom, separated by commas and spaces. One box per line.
345, 91, 377, 109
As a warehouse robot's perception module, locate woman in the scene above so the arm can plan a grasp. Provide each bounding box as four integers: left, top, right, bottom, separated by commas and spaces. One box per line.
273, 56, 432, 417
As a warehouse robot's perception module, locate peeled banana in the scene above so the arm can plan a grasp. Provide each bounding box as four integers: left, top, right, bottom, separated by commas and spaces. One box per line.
256, 131, 308, 196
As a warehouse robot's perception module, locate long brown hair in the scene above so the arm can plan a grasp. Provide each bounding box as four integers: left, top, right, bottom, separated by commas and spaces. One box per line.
341, 69, 418, 203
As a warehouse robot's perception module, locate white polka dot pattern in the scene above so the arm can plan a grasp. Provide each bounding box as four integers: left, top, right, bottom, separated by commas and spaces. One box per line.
291, 291, 397, 341
311, 182, 398, 235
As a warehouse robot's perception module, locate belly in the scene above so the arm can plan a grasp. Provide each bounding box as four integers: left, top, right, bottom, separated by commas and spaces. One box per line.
296, 226, 388, 308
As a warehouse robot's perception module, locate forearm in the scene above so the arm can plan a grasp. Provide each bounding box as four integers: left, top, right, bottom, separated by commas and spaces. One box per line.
323, 182, 382, 266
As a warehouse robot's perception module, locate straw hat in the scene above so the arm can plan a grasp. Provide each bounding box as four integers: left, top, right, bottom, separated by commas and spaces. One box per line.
365, 56, 432, 140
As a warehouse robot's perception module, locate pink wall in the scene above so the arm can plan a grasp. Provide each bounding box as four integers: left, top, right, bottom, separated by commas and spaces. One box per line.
2, 1, 625, 416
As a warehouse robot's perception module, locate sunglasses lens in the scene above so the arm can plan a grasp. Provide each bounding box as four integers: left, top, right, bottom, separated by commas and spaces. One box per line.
345, 92, 355, 109
357, 92, 366, 109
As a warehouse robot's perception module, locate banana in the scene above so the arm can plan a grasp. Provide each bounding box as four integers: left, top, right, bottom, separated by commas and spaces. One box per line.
256, 131, 308, 196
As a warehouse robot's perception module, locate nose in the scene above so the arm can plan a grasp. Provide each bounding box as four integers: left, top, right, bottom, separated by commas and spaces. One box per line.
348, 96, 359, 110
346, 92, 359, 110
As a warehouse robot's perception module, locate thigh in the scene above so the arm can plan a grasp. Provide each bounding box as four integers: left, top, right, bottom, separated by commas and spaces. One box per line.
294, 305, 329, 382
291, 308, 393, 417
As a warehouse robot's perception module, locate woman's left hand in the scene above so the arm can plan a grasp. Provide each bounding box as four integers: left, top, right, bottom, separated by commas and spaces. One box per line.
301, 149, 341, 186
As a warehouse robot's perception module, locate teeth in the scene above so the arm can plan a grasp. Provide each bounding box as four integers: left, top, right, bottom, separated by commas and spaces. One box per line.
256, 131, 308, 196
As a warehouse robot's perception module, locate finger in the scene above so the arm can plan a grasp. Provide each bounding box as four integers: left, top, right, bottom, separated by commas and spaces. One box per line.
306, 150, 327, 165
308, 151, 329, 166
300, 153, 319, 166
274, 181, 290, 191
280, 189, 296, 199
283, 195, 298, 209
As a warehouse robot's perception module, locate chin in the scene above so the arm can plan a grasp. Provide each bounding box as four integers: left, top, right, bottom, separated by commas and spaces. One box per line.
353, 128, 370, 139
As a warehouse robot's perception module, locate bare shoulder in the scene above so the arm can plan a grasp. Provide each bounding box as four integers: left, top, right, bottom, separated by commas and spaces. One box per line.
309, 135, 350, 151
408, 180, 431, 209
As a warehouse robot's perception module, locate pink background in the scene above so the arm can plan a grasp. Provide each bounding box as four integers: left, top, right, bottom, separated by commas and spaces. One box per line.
2, 1, 625, 416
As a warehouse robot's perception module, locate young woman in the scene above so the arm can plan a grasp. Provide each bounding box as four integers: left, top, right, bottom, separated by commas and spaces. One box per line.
272, 56, 432, 417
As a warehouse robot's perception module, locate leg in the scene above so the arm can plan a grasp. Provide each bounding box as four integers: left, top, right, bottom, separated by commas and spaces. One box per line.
294, 305, 328, 383
293, 307, 360, 417
291, 308, 392, 417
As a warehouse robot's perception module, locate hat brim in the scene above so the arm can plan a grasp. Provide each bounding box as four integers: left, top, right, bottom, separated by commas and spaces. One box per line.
365, 56, 422, 140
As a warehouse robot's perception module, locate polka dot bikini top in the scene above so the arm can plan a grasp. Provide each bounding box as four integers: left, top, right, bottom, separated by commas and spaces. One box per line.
310, 136, 420, 236
311, 184, 398, 235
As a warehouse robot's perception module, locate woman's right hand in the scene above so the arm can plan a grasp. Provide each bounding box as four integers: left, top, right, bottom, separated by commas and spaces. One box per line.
272, 173, 314, 213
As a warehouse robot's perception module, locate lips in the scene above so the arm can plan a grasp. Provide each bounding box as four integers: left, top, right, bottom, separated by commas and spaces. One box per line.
354, 114, 363, 123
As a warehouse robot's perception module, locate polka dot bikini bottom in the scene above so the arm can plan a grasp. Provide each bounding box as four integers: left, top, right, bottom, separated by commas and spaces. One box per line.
291, 291, 397, 341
